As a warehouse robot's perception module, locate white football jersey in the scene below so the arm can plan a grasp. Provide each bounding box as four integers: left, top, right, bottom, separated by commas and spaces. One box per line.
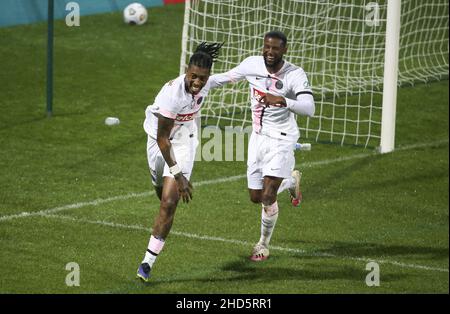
143, 74, 211, 139
210, 56, 312, 141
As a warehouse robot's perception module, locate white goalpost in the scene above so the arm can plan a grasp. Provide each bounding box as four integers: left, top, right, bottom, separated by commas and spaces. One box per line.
180, 0, 449, 153
380, 0, 401, 153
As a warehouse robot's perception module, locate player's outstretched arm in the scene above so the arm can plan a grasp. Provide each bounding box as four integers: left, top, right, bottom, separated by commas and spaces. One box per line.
156, 115, 193, 203
208, 71, 242, 89
207, 57, 253, 89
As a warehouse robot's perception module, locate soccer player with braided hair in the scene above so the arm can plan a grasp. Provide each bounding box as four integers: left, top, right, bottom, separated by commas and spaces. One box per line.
137, 42, 223, 282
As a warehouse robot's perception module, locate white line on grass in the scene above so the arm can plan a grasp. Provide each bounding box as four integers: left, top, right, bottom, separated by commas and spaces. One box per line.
0, 191, 154, 222
38, 212, 449, 273
1, 139, 447, 223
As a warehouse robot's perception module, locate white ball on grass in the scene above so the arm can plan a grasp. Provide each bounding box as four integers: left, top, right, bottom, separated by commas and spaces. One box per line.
123, 3, 148, 26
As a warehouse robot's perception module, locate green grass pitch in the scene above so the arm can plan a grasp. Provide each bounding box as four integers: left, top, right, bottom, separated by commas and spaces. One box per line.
0, 3, 448, 294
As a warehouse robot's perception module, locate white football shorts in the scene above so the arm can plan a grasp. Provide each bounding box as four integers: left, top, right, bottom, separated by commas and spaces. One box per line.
146, 127, 198, 187
247, 131, 296, 190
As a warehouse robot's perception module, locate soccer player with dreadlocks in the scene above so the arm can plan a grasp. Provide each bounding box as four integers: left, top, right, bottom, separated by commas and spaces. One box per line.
137, 42, 223, 282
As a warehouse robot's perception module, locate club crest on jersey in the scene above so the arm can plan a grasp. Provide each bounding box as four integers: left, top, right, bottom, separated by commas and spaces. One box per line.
197, 96, 203, 105
275, 80, 283, 89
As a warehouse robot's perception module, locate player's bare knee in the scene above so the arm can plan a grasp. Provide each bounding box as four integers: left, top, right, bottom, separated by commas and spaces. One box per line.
249, 190, 262, 203
261, 191, 277, 206
250, 195, 262, 203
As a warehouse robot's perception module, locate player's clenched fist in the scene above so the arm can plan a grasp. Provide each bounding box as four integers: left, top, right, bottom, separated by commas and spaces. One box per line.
260, 93, 287, 107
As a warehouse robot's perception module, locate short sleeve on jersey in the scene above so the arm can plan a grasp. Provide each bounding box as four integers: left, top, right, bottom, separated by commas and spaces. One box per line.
154, 82, 182, 120
291, 69, 313, 97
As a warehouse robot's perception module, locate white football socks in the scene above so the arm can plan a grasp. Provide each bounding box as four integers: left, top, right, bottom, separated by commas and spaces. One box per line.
143, 250, 157, 267
258, 202, 279, 247
142, 235, 165, 268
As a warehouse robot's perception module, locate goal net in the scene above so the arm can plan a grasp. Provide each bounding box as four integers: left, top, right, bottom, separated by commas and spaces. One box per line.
180, 0, 449, 148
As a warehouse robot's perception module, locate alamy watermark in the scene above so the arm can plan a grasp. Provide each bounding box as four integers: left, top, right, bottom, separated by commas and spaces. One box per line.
365, 261, 380, 286
195, 125, 251, 162
65, 262, 80, 286
365, 2, 380, 27
65, 2, 80, 27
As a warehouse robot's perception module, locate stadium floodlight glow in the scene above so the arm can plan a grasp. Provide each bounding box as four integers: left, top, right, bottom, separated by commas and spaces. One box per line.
180, 0, 449, 153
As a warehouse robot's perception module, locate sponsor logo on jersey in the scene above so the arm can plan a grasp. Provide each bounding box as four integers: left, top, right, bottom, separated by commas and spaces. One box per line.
253, 88, 266, 103
175, 111, 197, 122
